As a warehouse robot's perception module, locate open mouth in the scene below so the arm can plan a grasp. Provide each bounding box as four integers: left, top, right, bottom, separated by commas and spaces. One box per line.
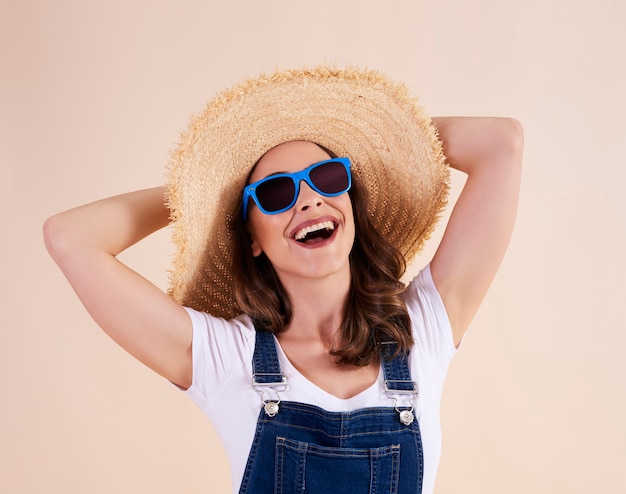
294, 220, 336, 244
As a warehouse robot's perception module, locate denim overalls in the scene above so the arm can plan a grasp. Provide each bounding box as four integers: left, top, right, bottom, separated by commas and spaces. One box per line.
239, 330, 424, 494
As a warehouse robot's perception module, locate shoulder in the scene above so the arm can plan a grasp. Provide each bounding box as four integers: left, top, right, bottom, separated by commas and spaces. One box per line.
405, 264, 450, 328
184, 306, 254, 331
185, 307, 257, 361
406, 264, 457, 360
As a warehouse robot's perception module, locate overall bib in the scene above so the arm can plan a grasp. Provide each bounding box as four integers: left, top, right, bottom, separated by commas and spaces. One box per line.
239, 330, 424, 494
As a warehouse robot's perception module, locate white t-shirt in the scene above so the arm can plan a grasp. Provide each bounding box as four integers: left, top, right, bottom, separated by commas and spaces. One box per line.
184, 264, 456, 494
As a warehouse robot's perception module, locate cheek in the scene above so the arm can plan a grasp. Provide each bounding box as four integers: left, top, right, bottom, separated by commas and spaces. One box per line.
248, 213, 287, 257
340, 195, 355, 226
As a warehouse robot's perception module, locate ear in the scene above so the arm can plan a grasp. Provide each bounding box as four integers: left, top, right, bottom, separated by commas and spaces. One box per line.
250, 235, 263, 257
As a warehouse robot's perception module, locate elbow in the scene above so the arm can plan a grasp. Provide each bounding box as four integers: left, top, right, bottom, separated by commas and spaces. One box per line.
499, 117, 524, 164
43, 213, 73, 264
438, 116, 524, 174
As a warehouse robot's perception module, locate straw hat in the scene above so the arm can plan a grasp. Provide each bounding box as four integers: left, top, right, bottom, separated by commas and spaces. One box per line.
166, 66, 449, 319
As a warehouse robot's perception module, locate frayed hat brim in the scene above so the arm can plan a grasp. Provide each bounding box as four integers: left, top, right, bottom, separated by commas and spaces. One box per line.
167, 66, 449, 319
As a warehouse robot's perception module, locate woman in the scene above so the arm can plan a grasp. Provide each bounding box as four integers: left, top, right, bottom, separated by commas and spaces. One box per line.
44, 67, 523, 493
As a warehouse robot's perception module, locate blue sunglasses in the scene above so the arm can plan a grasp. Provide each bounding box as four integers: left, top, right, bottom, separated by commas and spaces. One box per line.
242, 157, 352, 221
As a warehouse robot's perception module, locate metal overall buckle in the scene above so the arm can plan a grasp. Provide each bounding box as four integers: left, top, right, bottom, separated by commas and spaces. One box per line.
384, 379, 418, 426
252, 373, 287, 417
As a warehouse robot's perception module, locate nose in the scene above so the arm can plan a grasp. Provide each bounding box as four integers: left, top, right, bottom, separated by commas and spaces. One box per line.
296, 180, 324, 212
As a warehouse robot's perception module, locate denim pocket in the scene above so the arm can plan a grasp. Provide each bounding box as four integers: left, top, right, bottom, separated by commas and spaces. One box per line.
275, 436, 400, 494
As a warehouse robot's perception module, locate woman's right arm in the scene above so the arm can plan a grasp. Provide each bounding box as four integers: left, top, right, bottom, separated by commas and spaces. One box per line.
43, 186, 192, 389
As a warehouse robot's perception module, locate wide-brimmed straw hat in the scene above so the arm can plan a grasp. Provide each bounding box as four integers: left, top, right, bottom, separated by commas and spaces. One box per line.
166, 66, 449, 319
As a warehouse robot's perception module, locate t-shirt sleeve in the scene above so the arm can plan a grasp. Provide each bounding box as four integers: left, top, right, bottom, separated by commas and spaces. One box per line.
183, 307, 256, 408
405, 264, 457, 376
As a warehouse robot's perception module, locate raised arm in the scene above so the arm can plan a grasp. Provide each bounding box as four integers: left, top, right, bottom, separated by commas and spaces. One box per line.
430, 117, 523, 347
43, 187, 192, 388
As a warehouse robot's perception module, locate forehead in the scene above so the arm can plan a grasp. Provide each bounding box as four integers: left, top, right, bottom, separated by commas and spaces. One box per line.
249, 141, 331, 182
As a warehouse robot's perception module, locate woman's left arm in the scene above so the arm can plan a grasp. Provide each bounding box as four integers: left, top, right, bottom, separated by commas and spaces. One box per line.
430, 116, 524, 347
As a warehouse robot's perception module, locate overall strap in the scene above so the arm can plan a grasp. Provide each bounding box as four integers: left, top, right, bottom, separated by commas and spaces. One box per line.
252, 330, 286, 387
253, 332, 415, 392
381, 342, 418, 425
380, 343, 417, 394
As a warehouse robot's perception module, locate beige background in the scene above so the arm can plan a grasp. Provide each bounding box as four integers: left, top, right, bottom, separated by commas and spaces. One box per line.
2, 0, 625, 492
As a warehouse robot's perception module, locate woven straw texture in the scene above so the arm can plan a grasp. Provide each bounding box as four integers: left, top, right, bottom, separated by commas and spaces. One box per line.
166, 66, 449, 319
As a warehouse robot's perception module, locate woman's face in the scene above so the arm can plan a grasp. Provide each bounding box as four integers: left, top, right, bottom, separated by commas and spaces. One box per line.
246, 141, 355, 285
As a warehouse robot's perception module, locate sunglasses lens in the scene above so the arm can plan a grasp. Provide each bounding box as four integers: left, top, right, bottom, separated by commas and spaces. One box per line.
309, 160, 350, 194
255, 176, 296, 213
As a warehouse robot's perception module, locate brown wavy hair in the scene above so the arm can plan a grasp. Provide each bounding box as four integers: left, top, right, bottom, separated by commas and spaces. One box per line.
232, 156, 413, 366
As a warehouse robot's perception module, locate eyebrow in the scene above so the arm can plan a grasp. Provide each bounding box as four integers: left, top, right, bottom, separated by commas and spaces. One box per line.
247, 170, 286, 187
258, 169, 296, 181
254, 157, 332, 182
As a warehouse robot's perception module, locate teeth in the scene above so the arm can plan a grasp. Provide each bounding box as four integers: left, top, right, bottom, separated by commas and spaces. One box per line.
295, 221, 335, 241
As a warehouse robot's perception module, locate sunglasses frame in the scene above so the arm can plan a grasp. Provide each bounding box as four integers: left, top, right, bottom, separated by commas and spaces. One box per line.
242, 157, 352, 221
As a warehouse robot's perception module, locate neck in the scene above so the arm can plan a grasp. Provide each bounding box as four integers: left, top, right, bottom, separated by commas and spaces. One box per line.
279, 268, 351, 346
